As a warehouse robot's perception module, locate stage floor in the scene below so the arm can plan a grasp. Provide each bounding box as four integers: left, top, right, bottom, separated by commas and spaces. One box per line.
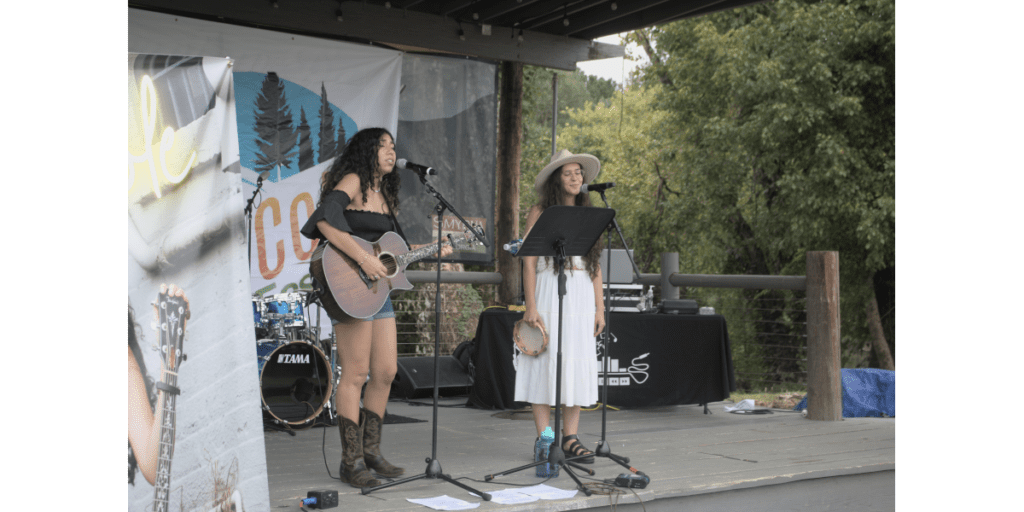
263, 397, 895, 511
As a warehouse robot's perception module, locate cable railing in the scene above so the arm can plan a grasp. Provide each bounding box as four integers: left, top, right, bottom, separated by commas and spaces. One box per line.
391, 251, 843, 418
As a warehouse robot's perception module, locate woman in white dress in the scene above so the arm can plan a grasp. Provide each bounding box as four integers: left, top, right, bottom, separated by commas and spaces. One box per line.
514, 149, 606, 463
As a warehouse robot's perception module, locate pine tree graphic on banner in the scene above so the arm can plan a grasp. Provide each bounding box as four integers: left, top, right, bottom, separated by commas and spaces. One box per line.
297, 106, 314, 171
253, 72, 298, 179
318, 83, 337, 163
337, 118, 347, 151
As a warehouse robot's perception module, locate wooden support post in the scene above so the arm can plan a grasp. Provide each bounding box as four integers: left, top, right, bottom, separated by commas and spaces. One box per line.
805, 251, 842, 421
495, 61, 523, 306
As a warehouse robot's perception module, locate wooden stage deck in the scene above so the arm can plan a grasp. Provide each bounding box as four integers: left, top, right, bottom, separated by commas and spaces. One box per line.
263, 397, 895, 511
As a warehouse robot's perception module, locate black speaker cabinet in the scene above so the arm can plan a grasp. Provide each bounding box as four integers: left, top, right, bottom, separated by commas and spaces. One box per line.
391, 356, 471, 399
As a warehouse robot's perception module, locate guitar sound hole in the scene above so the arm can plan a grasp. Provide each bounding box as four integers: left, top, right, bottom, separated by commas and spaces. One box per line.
380, 254, 398, 276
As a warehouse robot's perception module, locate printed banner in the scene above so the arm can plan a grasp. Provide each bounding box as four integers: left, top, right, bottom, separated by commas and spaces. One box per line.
129, 9, 403, 331
128, 53, 270, 512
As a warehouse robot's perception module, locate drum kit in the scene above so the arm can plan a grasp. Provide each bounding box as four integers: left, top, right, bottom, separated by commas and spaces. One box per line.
252, 290, 338, 429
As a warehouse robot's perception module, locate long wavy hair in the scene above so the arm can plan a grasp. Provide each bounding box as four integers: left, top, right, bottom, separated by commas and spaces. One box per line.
317, 127, 400, 214
128, 301, 155, 485
537, 165, 603, 279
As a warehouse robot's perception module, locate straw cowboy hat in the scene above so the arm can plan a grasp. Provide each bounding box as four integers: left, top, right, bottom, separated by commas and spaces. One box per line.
534, 149, 601, 195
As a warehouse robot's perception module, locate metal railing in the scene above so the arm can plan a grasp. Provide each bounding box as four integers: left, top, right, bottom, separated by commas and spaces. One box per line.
397, 251, 842, 417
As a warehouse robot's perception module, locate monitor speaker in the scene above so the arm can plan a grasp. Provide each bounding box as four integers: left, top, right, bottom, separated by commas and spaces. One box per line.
391, 356, 472, 399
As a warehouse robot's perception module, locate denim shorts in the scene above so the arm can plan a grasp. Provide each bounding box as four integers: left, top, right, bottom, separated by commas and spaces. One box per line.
331, 296, 395, 325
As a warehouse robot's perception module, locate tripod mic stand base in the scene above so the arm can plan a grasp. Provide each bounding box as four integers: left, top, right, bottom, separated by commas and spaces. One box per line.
595, 440, 630, 464
361, 458, 492, 501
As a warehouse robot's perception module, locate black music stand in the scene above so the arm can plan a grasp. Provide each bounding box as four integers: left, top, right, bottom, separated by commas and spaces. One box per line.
484, 206, 614, 495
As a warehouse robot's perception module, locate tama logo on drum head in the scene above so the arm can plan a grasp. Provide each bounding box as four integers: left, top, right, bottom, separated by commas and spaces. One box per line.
277, 353, 310, 364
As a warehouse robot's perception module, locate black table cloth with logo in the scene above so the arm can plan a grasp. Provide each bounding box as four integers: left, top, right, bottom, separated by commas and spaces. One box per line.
466, 308, 736, 410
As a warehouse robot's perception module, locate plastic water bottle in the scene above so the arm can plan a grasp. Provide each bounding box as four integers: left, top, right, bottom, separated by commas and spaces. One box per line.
535, 427, 559, 477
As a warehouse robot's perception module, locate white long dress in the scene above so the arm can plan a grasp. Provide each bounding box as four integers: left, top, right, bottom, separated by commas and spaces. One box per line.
514, 255, 599, 407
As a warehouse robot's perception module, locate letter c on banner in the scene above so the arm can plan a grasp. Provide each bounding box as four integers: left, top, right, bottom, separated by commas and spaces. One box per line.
256, 198, 285, 279
291, 193, 316, 260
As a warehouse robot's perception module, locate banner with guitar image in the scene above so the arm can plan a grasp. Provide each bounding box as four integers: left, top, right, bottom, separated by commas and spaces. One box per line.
128, 53, 271, 512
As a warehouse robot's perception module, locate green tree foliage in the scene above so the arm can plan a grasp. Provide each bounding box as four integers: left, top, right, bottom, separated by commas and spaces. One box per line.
253, 72, 298, 176
555, 84, 726, 275
623, 0, 895, 372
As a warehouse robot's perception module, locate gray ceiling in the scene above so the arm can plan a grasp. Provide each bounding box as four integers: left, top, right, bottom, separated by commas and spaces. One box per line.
129, 0, 770, 70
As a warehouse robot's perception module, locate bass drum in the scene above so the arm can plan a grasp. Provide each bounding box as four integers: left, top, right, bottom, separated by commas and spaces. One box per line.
257, 340, 334, 428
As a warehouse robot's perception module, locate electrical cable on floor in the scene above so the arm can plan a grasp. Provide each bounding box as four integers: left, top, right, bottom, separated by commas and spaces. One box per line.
390, 397, 468, 408
582, 402, 619, 411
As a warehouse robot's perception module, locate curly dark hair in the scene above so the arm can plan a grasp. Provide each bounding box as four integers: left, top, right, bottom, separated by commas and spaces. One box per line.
317, 127, 400, 214
536, 165, 603, 280
128, 301, 156, 485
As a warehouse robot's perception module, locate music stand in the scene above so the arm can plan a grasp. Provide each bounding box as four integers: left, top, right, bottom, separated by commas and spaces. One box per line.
484, 206, 615, 495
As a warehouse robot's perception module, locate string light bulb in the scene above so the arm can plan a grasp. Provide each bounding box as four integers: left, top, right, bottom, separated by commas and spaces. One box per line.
336, 9, 343, 21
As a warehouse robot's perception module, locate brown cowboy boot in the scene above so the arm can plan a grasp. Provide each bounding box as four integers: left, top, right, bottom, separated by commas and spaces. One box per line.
338, 416, 381, 488
361, 408, 405, 477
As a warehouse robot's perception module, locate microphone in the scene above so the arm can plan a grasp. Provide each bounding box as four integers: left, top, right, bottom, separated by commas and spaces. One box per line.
503, 238, 523, 255
581, 182, 615, 193
396, 159, 438, 177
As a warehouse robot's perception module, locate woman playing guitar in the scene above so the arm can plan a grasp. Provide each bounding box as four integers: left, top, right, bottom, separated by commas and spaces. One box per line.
300, 127, 452, 488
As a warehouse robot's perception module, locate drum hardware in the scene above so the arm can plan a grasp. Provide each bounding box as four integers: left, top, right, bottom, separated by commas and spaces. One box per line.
255, 289, 340, 429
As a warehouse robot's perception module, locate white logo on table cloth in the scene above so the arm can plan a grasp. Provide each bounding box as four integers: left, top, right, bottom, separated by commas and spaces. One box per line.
596, 331, 650, 385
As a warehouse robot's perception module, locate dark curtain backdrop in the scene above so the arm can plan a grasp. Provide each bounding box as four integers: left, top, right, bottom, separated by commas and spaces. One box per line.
395, 53, 497, 265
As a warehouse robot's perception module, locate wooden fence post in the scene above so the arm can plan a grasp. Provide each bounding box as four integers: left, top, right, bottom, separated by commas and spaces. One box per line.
660, 252, 679, 300
805, 251, 842, 421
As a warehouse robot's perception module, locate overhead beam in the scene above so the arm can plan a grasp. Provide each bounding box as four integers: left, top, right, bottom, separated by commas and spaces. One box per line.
128, 0, 623, 70
571, 0, 771, 39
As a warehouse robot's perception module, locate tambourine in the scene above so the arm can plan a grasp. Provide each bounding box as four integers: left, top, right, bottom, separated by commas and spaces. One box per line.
513, 319, 549, 356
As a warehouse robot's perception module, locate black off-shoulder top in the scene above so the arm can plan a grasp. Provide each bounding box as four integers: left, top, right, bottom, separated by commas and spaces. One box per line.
300, 189, 406, 243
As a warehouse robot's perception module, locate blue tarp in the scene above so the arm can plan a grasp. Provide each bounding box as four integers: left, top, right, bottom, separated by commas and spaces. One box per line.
794, 368, 895, 418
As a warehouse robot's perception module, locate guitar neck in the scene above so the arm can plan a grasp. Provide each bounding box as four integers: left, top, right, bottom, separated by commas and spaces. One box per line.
397, 237, 460, 268
152, 370, 177, 512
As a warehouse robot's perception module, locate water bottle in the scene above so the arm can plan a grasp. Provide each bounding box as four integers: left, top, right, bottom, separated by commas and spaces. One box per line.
535, 427, 559, 477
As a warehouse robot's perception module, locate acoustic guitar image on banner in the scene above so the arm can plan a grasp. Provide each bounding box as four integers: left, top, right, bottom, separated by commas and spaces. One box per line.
128, 286, 190, 512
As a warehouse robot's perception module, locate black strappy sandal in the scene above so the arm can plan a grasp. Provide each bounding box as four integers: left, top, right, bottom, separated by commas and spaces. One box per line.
561, 434, 595, 464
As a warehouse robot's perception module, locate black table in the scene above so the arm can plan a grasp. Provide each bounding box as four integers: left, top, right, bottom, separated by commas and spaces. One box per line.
467, 309, 736, 410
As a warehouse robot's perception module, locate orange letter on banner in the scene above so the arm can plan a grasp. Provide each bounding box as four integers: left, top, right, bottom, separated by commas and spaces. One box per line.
256, 198, 285, 279
291, 193, 316, 260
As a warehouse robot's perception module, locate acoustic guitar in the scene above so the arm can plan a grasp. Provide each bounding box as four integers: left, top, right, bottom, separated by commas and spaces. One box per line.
310, 228, 482, 320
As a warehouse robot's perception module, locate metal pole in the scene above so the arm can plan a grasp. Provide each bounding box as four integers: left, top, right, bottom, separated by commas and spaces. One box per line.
551, 73, 558, 155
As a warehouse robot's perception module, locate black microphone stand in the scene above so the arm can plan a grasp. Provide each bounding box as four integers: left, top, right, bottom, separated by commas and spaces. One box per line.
593, 189, 645, 474
362, 172, 490, 500
483, 206, 614, 496
244, 171, 271, 271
